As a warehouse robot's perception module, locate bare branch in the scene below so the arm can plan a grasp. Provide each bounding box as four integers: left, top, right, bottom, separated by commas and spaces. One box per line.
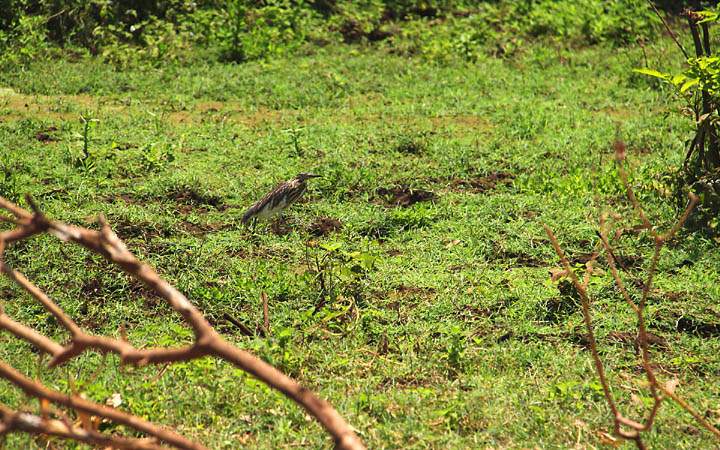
0, 360, 202, 449
546, 147, 717, 446
0, 196, 365, 450
262, 291, 270, 336
645, 0, 689, 60
0, 404, 167, 450
544, 225, 620, 420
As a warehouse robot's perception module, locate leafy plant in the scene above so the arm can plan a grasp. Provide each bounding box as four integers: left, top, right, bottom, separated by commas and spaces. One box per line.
71, 115, 99, 172
304, 240, 379, 311
634, 9, 720, 231
0, 14, 49, 68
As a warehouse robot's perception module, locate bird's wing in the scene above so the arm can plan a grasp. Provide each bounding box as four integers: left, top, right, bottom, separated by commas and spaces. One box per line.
241, 181, 297, 223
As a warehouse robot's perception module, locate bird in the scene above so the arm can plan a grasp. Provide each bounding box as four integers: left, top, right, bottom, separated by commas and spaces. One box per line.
241, 172, 321, 229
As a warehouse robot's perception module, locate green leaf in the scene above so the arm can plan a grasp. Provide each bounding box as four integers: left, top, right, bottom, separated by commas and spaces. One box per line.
697, 10, 720, 24
680, 78, 699, 93
320, 242, 343, 252
632, 68, 669, 80
671, 74, 687, 86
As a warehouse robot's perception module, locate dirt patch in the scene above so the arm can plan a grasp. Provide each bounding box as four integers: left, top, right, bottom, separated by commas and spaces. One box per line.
35, 126, 58, 143
450, 171, 514, 193
80, 278, 102, 297
196, 101, 225, 112
102, 193, 142, 205
613, 253, 644, 270
495, 249, 545, 267
430, 115, 493, 131
118, 194, 141, 204
459, 305, 493, 320
509, 253, 545, 267
357, 222, 393, 240
308, 217, 343, 236
112, 219, 173, 240
376, 186, 436, 207
569, 252, 596, 265
337, 19, 394, 43
169, 187, 228, 212
167, 104, 298, 128
607, 331, 668, 349
0, 90, 117, 121
389, 285, 436, 301
675, 316, 720, 337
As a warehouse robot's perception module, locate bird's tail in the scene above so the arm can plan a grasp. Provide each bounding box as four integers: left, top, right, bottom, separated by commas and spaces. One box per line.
240, 208, 254, 225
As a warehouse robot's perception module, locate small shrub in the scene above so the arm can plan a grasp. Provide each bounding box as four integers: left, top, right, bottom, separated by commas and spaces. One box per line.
0, 14, 49, 68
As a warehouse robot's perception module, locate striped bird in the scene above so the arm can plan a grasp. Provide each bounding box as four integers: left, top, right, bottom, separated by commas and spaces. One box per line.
241, 173, 321, 228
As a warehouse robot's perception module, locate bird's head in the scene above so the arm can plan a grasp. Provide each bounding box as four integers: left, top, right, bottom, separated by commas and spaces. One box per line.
296, 172, 321, 182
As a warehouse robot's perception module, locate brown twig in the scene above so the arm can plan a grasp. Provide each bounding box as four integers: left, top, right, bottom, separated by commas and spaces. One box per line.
646, 0, 689, 60
0, 196, 365, 450
545, 144, 718, 446
223, 312, 255, 337
262, 291, 270, 336
0, 404, 166, 450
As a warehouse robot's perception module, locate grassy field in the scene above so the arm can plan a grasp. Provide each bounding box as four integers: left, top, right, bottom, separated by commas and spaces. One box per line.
0, 38, 719, 449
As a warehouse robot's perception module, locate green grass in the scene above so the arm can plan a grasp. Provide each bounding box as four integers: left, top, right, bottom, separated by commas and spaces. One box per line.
0, 39, 718, 449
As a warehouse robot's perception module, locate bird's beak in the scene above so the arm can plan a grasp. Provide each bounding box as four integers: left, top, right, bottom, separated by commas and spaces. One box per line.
307, 174, 322, 178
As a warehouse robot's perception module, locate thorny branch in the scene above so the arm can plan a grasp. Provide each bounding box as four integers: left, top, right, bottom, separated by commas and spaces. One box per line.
545, 141, 719, 448
0, 196, 364, 450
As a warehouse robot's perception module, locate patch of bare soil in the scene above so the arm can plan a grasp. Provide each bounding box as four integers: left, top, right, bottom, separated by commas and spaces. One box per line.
308, 217, 343, 236
0, 89, 120, 121
675, 316, 720, 337
388, 285, 437, 303
35, 126, 59, 143
607, 331, 668, 350
430, 115, 494, 131
167, 104, 299, 128
499, 250, 545, 267
450, 171, 514, 193
178, 221, 229, 236
169, 187, 228, 214
270, 220, 293, 236
376, 186, 436, 207
112, 219, 173, 241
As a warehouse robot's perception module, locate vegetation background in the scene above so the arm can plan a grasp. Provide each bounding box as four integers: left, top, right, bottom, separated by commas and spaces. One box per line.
1, 0, 720, 448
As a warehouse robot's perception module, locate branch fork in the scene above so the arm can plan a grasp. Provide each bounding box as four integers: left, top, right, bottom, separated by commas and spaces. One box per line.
0, 195, 364, 450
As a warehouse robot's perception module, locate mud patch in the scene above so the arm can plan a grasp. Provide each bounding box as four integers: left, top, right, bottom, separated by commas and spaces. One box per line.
168, 186, 228, 213
308, 217, 343, 236
450, 171, 514, 193
675, 316, 720, 337
112, 219, 173, 240
607, 331, 668, 349
376, 186, 436, 207
507, 252, 545, 267
35, 126, 58, 143
388, 285, 436, 302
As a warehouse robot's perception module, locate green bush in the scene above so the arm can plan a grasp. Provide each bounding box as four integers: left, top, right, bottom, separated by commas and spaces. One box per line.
0, 0, 663, 67
0, 14, 50, 67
